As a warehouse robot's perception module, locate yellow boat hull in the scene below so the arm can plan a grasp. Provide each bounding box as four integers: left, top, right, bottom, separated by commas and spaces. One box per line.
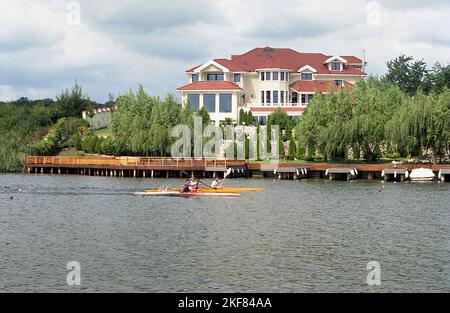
143, 187, 263, 193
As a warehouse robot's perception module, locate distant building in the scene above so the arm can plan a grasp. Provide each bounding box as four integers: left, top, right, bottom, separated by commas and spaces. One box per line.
82, 107, 113, 130
177, 47, 366, 125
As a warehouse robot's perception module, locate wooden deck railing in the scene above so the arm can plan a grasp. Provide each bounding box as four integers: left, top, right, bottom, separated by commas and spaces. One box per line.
26, 156, 246, 168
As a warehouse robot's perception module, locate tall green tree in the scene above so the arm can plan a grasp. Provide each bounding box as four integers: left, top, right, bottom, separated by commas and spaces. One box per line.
384, 55, 427, 96
56, 82, 92, 118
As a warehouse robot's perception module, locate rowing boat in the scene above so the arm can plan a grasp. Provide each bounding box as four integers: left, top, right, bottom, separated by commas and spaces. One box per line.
135, 191, 240, 197
143, 187, 263, 193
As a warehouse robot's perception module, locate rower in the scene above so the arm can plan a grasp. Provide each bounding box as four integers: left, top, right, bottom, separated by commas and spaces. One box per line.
181, 179, 191, 193
189, 175, 199, 191
211, 177, 223, 189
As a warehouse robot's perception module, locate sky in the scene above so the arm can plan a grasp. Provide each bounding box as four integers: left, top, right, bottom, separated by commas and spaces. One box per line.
0, 0, 449, 103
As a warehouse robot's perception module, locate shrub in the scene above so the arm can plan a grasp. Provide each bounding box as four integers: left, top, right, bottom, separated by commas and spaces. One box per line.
33, 118, 66, 155
287, 140, 297, 160
81, 135, 98, 153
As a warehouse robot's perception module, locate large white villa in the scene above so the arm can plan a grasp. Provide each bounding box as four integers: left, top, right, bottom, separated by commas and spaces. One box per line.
177, 47, 366, 125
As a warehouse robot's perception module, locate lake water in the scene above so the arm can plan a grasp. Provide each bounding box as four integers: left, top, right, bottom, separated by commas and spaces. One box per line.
0, 174, 449, 292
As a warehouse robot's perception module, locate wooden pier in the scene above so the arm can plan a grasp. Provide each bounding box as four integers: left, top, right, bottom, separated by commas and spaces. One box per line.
438, 169, 450, 182
381, 168, 409, 182
247, 162, 450, 181
25, 156, 450, 181
26, 156, 245, 178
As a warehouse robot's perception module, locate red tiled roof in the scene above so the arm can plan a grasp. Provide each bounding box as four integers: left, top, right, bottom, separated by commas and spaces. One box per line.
186, 48, 366, 75
176, 81, 244, 91
186, 64, 202, 73
289, 80, 353, 92
213, 59, 246, 72
340, 56, 363, 64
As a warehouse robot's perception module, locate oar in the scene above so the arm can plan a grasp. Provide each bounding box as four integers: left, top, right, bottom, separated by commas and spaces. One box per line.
219, 168, 232, 188
180, 170, 214, 189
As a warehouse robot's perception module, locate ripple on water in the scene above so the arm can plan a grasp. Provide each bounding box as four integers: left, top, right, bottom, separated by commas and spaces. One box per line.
0, 174, 449, 292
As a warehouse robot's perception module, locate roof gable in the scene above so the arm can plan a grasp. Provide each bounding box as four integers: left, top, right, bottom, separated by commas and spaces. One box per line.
298, 65, 318, 73
324, 55, 348, 64
194, 60, 230, 73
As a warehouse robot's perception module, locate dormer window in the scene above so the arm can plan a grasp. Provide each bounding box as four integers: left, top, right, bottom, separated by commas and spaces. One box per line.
192, 74, 199, 82
331, 62, 342, 71
207, 73, 224, 81
301, 73, 313, 80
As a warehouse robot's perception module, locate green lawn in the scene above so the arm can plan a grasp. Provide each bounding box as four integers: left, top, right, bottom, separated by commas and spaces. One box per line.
93, 126, 112, 138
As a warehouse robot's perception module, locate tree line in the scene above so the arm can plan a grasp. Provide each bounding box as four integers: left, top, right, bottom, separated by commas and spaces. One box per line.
294, 78, 449, 162
0, 55, 449, 172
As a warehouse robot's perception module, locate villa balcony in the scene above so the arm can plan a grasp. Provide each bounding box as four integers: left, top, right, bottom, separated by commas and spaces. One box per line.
244, 103, 309, 109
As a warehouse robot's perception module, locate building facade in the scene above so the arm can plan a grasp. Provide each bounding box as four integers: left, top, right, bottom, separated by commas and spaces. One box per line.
177, 47, 366, 125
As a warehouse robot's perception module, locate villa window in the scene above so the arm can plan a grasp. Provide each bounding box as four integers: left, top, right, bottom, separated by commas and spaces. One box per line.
331, 62, 341, 71
261, 91, 265, 104
334, 80, 343, 87
280, 91, 284, 104
192, 74, 198, 82
234, 73, 241, 83
266, 91, 271, 104
280, 72, 285, 81
301, 73, 313, 80
273, 72, 279, 80
259, 116, 267, 125
292, 92, 298, 104
265, 72, 271, 81
219, 94, 232, 113
273, 91, 278, 104
302, 94, 314, 104
286, 72, 289, 81
260, 72, 265, 81
207, 73, 224, 81
203, 94, 216, 112
188, 94, 200, 112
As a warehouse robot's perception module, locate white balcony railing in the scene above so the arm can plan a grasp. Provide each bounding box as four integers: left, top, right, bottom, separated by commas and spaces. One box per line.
244, 103, 309, 108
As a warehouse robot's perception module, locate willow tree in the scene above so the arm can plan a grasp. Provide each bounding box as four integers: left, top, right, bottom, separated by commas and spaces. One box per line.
296, 88, 353, 161
348, 79, 406, 161
111, 86, 188, 156
387, 88, 450, 160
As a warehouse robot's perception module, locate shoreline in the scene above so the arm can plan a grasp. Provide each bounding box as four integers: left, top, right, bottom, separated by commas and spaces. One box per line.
18, 156, 450, 182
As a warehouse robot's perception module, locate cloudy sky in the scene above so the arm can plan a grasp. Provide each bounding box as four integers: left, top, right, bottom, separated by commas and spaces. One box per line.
0, 0, 449, 102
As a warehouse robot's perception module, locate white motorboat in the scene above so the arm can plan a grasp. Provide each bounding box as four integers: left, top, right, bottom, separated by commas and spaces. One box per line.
409, 167, 435, 181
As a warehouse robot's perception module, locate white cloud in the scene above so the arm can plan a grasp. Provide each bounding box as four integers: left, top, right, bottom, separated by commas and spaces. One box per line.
0, 0, 449, 102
